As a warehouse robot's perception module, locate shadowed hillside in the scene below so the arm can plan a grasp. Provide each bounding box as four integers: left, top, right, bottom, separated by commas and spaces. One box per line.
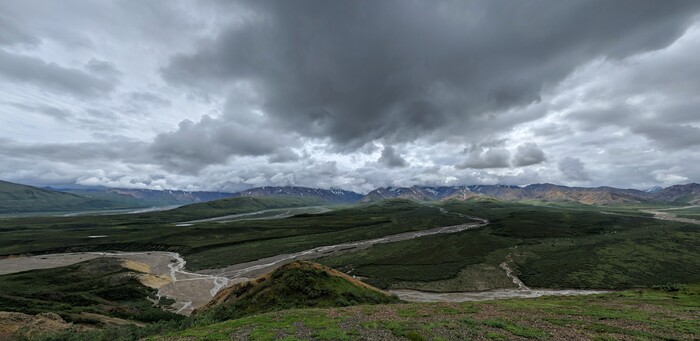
0, 258, 181, 328
0, 181, 132, 214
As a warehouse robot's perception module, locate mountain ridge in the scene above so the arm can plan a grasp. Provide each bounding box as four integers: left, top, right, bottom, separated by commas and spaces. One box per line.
2, 180, 700, 213
233, 186, 362, 203
363, 183, 700, 205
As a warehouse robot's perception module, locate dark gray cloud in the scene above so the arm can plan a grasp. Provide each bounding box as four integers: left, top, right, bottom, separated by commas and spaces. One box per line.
633, 124, 700, 149
86, 59, 121, 77
458, 142, 546, 169
378, 146, 408, 168
3, 102, 72, 121
511, 143, 546, 167
268, 148, 300, 163
458, 145, 511, 169
150, 115, 299, 174
0, 137, 148, 164
129, 92, 172, 107
0, 13, 40, 46
0, 50, 116, 97
163, 0, 700, 149
558, 157, 591, 181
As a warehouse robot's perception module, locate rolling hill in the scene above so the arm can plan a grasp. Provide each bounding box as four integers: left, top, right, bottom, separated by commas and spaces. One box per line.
159, 195, 330, 222
0, 180, 130, 214
61, 187, 234, 207
195, 261, 398, 322
0, 258, 180, 327
0, 180, 237, 214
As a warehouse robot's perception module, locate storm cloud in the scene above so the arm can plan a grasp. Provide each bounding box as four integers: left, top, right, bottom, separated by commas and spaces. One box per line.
378, 146, 408, 168
163, 0, 700, 148
0, 49, 116, 97
1, 0, 700, 192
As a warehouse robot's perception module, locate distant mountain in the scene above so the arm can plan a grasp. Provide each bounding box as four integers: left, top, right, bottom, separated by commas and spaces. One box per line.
0, 180, 129, 214
644, 186, 664, 193
4, 179, 700, 214
0, 180, 236, 214
235, 186, 362, 204
62, 187, 235, 207
650, 183, 700, 204
363, 186, 466, 202
363, 183, 700, 205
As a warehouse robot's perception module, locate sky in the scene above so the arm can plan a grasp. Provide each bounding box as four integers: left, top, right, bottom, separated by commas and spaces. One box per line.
1, 0, 700, 193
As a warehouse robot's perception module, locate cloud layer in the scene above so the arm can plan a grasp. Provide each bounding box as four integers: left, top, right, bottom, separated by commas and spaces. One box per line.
1, 0, 699, 192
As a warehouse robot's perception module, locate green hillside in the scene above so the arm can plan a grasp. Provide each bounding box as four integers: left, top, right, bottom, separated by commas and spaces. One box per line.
0, 180, 135, 214
0, 258, 180, 326
161, 196, 328, 221
153, 285, 700, 341
196, 261, 398, 322
319, 200, 700, 291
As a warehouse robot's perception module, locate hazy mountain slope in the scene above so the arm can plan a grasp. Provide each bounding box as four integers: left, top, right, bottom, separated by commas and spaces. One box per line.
162, 196, 328, 221
62, 187, 234, 207
235, 186, 362, 203
651, 183, 700, 203
0, 180, 129, 214
195, 261, 397, 321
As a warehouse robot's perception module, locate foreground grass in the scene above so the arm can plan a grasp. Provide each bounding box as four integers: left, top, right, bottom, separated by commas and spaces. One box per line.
142, 285, 699, 341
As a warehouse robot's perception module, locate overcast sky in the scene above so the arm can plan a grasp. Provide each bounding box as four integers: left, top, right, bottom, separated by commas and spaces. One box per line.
1, 0, 699, 193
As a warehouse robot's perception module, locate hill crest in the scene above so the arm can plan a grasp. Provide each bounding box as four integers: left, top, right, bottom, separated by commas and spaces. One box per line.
195, 261, 397, 321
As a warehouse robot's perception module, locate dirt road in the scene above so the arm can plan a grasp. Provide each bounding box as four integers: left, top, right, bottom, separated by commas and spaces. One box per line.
641, 205, 700, 225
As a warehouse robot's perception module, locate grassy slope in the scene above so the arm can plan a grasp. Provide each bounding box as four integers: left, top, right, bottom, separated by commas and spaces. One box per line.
196, 261, 398, 322
59, 190, 168, 208
0, 258, 181, 326
319, 200, 700, 290
0, 199, 466, 270
0, 181, 137, 214
161, 196, 328, 221
155, 285, 699, 341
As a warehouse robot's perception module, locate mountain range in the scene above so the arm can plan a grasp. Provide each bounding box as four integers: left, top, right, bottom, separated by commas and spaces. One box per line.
60, 187, 235, 207
1, 180, 699, 214
235, 186, 363, 203
363, 183, 700, 205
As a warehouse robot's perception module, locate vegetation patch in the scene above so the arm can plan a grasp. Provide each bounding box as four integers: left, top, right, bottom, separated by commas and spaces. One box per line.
0, 258, 181, 328
196, 261, 398, 322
